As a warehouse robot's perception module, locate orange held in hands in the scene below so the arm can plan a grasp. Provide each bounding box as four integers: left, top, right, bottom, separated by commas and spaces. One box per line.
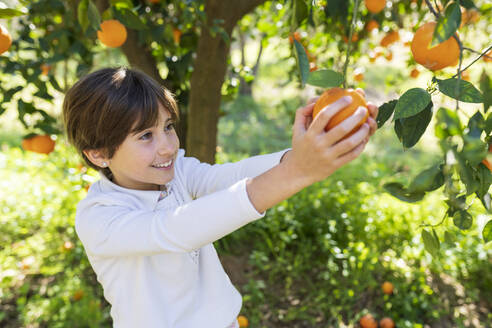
411, 22, 459, 71
365, 0, 386, 14
0, 24, 12, 55
97, 20, 127, 48
312, 88, 369, 138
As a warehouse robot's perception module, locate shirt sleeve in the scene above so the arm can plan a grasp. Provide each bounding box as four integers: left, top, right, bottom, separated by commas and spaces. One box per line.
75, 178, 264, 258
180, 148, 291, 199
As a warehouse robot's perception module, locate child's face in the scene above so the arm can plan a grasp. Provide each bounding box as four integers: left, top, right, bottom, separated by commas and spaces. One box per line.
108, 105, 179, 191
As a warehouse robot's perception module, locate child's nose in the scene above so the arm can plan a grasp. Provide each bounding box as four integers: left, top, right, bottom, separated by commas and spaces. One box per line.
156, 134, 175, 154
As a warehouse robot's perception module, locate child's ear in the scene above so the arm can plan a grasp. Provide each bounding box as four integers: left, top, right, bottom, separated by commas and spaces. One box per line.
83, 149, 110, 168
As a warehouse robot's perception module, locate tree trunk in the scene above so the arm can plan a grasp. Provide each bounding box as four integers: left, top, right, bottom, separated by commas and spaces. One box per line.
187, 0, 267, 163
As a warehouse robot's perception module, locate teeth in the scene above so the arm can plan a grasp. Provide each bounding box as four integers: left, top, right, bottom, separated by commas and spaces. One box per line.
153, 160, 172, 168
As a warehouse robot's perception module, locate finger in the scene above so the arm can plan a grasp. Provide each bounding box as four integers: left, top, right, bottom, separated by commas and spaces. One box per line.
330, 122, 370, 156
309, 96, 352, 135
355, 88, 366, 98
367, 102, 378, 119
293, 102, 316, 135
307, 96, 320, 105
323, 107, 368, 146
333, 139, 366, 167
367, 117, 378, 135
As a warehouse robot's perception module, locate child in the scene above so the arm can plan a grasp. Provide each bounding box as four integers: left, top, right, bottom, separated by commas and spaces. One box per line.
63, 67, 378, 328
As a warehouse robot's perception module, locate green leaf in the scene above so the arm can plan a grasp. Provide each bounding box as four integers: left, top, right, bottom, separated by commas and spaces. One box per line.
461, 135, 487, 165
483, 220, 492, 243
293, 0, 308, 28
436, 78, 483, 103
393, 88, 431, 120
87, 0, 102, 32
293, 39, 310, 88
383, 182, 426, 203
435, 107, 462, 139
431, 2, 461, 47
479, 71, 492, 113
395, 101, 433, 148
444, 231, 457, 245
453, 210, 473, 230
78, 0, 89, 32
113, 7, 147, 30
110, 0, 134, 9
467, 111, 484, 138
306, 69, 343, 88
455, 148, 480, 195
476, 163, 492, 200
422, 229, 440, 257
0, 7, 27, 19
376, 100, 397, 128
460, 0, 476, 9
408, 164, 445, 193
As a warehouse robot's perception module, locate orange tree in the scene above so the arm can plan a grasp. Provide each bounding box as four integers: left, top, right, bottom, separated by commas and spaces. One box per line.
287, 0, 491, 255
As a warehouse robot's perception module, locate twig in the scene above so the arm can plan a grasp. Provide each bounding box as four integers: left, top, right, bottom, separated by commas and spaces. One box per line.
420, 212, 448, 228
452, 45, 492, 77
342, 0, 360, 88
425, 0, 440, 18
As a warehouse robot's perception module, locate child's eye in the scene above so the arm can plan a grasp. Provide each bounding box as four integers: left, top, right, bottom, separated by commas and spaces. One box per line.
165, 123, 175, 131
140, 132, 152, 140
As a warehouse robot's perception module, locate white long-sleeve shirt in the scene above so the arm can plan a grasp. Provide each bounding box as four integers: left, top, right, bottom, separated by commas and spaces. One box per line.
75, 148, 289, 328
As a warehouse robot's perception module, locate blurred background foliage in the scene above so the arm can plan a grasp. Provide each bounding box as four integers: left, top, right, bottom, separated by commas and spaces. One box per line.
0, 0, 491, 327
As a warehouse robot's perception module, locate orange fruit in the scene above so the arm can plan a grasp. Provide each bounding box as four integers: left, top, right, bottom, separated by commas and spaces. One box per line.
73, 290, 84, 301
0, 24, 12, 55
461, 8, 480, 27
410, 68, 420, 78
359, 314, 378, 328
21, 137, 34, 151
97, 20, 127, 48
483, 50, 492, 63
173, 28, 182, 44
365, 0, 386, 14
343, 33, 359, 43
41, 64, 51, 76
382, 281, 394, 294
237, 315, 249, 327
28, 135, 55, 154
366, 20, 379, 32
289, 31, 301, 44
354, 73, 364, 81
380, 317, 395, 328
411, 22, 459, 71
313, 88, 369, 138
461, 70, 470, 81
380, 30, 399, 47
385, 52, 393, 61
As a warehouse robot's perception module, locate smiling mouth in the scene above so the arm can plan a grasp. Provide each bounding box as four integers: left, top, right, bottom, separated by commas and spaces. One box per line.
152, 159, 173, 168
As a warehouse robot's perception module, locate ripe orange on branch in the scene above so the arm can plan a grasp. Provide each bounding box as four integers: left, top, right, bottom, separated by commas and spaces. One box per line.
365, 0, 386, 14
411, 22, 459, 71
0, 24, 12, 55
359, 314, 378, 328
382, 281, 394, 294
380, 30, 399, 47
97, 20, 127, 48
313, 88, 369, 138
366, 20, 379, 32
380, 317, 395, 328
22, 135, 55, 154
237, 315, 249, 327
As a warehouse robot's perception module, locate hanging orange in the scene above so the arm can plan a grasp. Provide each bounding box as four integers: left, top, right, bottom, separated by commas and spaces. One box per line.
365, 0, 386, 14
97, 20, 127, 48
0, 24, 12, 55
380, 30, 399, 47
411, 22, 459, 71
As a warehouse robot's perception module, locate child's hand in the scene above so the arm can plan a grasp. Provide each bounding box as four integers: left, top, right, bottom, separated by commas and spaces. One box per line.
286, 96, 371, 184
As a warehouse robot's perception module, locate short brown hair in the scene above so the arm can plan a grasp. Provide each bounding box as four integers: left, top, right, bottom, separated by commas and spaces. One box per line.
63, 67, 179, 172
